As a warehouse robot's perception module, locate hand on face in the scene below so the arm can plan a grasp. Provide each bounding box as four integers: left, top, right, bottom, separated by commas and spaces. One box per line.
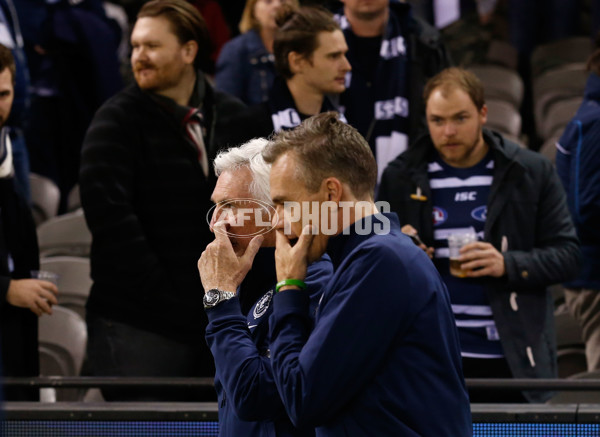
458, 242, 505, 278
6, 279, 59, 316
198, 221, 264, 292
274, 224, 314, 287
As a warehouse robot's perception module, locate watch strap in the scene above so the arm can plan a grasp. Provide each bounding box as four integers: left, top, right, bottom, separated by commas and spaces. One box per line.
204, 288, 236, 308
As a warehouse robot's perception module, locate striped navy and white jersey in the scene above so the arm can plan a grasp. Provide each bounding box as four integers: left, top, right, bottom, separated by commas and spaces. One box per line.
429, 151, 503, 358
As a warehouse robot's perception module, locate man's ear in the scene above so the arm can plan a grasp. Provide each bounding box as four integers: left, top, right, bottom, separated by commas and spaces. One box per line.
182, 40, 199, 65
479, 104, 488, 126
288, 51, 305, 75
323, 177, 343, 202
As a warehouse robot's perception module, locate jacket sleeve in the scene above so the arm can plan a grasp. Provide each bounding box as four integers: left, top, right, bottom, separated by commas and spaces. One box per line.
503, 160, 581, 288
79, 102, 170, 296
0, 275, 10, 309
563, 120, 600, 235
215, 40, 245, 102
269, 248, 409, 428
205, 297, 285, 421
205, 260, 332, 421
407, 16, 452, 144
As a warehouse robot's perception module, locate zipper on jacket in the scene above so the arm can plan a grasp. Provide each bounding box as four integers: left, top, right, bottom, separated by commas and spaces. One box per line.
501, 235, 508, 253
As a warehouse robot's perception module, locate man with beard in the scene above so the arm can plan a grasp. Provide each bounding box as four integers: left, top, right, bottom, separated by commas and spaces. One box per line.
378, 67, 580, 403
334, 0, 450, 184
0, 44, 58, 401
79, 0, 245, 401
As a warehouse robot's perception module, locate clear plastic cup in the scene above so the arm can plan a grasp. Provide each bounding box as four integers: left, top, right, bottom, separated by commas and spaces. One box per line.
30, 270, 59, 286
447, 232, 478, 278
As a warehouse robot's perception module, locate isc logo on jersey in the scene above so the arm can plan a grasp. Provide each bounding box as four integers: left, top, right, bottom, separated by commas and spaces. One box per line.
432, 206, 447, 226
471, 206, 487, 222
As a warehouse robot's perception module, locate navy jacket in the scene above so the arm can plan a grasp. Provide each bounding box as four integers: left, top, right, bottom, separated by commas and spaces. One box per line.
379, 129, 580, 402
206, 255, 333, 437
557, 72, 600, 290
215, 29, 276, 106
269, 213, 471, 436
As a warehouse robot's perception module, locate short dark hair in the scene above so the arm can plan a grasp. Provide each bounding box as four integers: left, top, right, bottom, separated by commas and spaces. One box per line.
137, 0, 210, 71
423, 67, 485, 111
274, 5, 340, 79
587, 32, 600, 75
263, 112, 377, 199
0, 44, 15, 86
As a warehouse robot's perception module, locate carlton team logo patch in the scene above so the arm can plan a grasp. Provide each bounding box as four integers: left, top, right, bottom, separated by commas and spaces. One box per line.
471, 206, 487, 222
432, 206, 448, 226
253, 290, 273, 320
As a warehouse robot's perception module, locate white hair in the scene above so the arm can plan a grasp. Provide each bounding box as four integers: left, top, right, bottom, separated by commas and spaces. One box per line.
213, 138, 272, 204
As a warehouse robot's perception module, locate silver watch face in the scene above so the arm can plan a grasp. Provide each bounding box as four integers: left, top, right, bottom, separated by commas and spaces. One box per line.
203, 289, 221, 308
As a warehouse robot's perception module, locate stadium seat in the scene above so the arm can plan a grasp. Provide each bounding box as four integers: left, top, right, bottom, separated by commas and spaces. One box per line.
38, 305, 88, 401
533, 65, 587, 136
540, 97, 582, 140
29, 173, 60, 226
36, 209, 92, 258
469, 65, 524, 109
531, 37, 592, 78
485, 99, 522, 137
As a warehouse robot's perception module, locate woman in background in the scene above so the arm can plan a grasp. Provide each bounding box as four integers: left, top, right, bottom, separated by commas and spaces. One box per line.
215, 0, 297, 105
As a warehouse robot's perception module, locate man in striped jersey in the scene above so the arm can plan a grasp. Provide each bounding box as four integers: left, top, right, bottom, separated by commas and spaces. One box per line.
379, 67, 580, 403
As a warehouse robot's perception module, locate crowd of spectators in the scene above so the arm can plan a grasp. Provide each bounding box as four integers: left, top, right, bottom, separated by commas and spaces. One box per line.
0, 0, 598, 422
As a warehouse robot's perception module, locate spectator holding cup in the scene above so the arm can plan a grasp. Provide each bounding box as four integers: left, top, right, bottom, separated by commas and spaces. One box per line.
378, 67, 580, 403
0, 43, 58, 401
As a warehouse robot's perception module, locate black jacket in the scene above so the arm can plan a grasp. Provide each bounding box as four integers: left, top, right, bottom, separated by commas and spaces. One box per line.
378, 129, 581, 402
403, 4, 453, 143
0, 132, 40, 400
80, 75, 245, 349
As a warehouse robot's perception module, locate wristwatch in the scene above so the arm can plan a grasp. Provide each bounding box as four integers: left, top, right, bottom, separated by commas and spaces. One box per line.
203, 288, 236, 309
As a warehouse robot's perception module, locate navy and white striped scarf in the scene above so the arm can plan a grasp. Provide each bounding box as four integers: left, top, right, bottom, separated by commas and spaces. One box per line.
335, 6, 411, 182
0, 127, 13, 179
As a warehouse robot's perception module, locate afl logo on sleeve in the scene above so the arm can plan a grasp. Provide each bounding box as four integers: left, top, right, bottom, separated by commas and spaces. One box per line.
252, 290, 273, 320
471, 206, 487, 222
432, 206, 448, 226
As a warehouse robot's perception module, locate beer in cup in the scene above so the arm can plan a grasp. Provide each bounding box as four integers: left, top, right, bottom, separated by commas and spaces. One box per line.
447, 232, 477, 278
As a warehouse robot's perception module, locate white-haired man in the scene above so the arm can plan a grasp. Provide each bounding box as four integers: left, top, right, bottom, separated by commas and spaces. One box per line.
199, 138, 332, 437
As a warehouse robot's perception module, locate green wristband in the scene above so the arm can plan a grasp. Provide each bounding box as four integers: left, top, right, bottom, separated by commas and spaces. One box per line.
275, 279, 307, 293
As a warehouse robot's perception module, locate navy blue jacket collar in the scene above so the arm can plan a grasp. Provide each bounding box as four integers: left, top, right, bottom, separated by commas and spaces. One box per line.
326, 212, 400, 270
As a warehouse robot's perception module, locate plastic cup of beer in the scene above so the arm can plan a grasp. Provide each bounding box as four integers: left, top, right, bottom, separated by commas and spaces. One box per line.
447, 232, 477, 278
30, 270, 59, 286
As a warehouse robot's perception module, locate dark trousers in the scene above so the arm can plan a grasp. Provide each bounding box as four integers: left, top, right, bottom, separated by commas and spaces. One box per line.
86, 312, 215, 401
